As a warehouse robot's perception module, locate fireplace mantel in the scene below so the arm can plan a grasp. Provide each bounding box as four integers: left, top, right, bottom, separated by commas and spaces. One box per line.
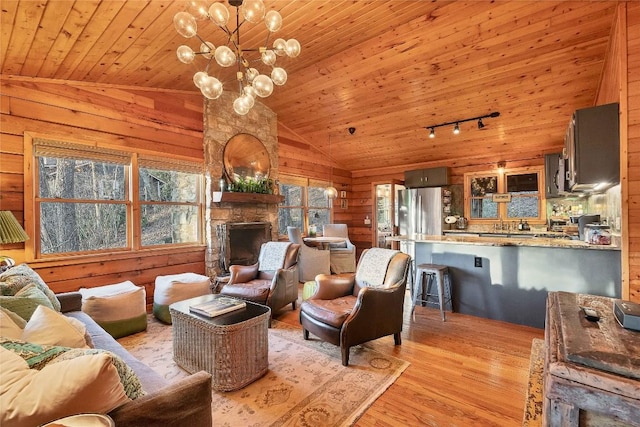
212, 192, 285, 204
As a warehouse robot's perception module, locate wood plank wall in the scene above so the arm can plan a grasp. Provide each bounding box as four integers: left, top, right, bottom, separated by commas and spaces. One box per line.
622, 3, 639, 302
0, 76, 207, 306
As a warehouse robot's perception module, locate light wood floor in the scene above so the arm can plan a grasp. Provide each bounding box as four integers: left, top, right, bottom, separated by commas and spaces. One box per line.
276, 287, 544, 427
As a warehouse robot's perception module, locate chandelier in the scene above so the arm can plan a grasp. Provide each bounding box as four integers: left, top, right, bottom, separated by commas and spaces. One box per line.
173, 0, 301, 115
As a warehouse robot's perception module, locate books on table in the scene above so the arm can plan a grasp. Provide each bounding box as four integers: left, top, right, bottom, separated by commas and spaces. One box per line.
189, 296, 246, 318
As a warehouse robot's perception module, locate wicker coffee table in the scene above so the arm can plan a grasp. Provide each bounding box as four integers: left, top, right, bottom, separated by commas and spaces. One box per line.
169, 294, 270, 391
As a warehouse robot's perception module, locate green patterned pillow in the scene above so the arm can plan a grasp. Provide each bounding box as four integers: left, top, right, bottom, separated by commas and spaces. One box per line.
0, 284, 54, 321
0, 338, 146, 400
0, 264, 61, 311
0, 339, 69, 370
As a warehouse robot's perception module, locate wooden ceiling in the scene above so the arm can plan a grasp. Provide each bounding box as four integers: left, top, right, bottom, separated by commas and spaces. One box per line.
0, 1, 619, 172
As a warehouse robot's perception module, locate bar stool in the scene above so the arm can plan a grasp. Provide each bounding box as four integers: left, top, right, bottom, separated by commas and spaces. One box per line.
412, 263, 453, 321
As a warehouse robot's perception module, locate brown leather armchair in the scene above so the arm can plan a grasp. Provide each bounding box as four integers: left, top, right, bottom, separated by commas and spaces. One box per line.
220, 242, 300, 317
299, 248, 411, 366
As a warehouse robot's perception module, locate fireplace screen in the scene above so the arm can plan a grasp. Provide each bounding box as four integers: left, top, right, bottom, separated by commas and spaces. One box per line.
216, 222, 272, 274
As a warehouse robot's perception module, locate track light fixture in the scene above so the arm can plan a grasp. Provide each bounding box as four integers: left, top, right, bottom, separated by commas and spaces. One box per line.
424, 111, 500, 137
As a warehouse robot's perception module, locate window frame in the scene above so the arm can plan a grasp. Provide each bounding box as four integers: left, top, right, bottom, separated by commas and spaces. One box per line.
24, 133, 204, 261
463, 165, 545, 225
278, 174, 332, 237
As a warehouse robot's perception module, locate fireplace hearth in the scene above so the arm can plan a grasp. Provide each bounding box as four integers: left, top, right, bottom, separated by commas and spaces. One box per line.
216, 222, 272, 274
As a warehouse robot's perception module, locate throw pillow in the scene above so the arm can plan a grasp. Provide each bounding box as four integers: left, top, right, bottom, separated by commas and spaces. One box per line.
51, 348, 146, 400
0, 306, 27, 328
0, 347, 129, 427
0, 264, 61, 311
22, 305, 90, 348
0, 308, 23, 340
0, 284, 54, 321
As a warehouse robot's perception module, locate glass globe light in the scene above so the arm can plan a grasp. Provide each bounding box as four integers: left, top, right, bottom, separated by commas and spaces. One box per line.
214, 45, 236, 67
324, 186, 338, 199
176, 45, 195, 64
265, 10, 282, 32
242, 0, 265, 24
173, 12, 197, 38
261, 50, 276, 66
272, 39, 287, 56
244, 85, 256, 99
242, 92, 255, 109
246, 68, 259, 82
271, 67, 287, 86
200, 76, 223, 99
286, 39, 301, 57
193, 71, 208, 88
233, 96, 251, 115
208, 3, 229, 27
200, 41, 215, 59
187, 1, 209, 20
252, 74, 274, 98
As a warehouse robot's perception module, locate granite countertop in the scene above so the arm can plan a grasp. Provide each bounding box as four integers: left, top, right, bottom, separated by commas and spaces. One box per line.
387, 234, 620, 251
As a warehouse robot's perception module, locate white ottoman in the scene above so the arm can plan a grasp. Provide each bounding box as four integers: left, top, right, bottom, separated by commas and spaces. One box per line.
153, 273, 211, 324
79, 281, 147, 338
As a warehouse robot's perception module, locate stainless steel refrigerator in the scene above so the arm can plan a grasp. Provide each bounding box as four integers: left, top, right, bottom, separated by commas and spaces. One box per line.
397, 187, 443, 238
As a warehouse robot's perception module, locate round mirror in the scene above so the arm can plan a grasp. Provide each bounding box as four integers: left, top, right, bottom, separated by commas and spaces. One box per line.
223, 133, 270, 182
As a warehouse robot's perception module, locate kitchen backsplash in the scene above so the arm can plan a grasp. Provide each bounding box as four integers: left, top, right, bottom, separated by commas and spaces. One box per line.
546, 184, 621, 234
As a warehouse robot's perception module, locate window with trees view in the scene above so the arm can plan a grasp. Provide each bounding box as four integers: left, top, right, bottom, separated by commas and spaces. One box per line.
277, 175, 332, 236
464, 166, 543, 222
31, 138, 202, 257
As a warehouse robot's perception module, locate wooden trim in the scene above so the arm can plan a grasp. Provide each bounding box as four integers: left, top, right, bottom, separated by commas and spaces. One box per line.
618, 3, 629, 300
212, 192, 284, 204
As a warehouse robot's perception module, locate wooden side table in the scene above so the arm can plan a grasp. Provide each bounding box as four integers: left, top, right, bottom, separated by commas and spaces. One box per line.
543, 291, 640, 426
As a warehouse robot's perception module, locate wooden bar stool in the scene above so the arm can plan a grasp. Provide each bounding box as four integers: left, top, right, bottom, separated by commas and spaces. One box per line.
412, 263, 453, 321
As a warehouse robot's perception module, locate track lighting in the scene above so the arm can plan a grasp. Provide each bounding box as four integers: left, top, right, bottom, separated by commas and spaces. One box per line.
424, 111, 500, 138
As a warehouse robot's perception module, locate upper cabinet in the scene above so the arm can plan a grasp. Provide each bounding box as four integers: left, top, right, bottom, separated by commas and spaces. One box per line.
563, 103, 619, 193
404, 167, 450, 188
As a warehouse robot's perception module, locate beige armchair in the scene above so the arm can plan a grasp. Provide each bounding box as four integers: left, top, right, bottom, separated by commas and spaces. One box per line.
299, 248, 411, 366
322, 224, 356, 273
287, 226, 330, 282
220, 242, 300, 316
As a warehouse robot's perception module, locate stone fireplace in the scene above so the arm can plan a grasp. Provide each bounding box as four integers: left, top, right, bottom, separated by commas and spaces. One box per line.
203, 92, 280, 278
216, 221, 272, 274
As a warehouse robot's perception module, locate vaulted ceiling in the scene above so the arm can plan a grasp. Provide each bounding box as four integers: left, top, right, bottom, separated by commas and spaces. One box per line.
0, 1, 619, 171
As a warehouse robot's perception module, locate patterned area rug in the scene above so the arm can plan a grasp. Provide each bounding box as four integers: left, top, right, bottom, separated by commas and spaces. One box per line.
522, 338, 544, 427
118, 315, 409, 426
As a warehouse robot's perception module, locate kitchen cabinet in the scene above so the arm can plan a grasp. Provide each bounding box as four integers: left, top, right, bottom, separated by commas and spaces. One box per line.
404, 167, 449, 188
544, 153, 562, 198
564, 103, 619, 192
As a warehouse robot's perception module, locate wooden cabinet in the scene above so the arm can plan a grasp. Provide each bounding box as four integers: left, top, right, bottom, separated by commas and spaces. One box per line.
404, 167, 449, 188
543, 291, 640, 426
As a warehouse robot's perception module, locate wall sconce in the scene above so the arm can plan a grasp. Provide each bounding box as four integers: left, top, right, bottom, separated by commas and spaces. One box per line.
364, 215, 371, 226
423, 111, 500, 137
497, 161, 506, 174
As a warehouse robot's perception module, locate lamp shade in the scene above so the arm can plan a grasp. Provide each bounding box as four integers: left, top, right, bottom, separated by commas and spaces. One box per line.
0, 211, 29, 244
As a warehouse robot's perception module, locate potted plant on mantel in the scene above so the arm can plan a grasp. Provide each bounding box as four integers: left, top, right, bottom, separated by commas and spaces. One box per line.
214, 177, 284, 204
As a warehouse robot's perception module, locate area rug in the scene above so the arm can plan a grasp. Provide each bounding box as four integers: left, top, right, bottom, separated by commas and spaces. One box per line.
522, 338, 544, 427
118, 315, 409, 426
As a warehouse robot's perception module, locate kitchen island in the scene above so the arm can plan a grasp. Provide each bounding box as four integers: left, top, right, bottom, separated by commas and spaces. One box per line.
389, 234, 621, 328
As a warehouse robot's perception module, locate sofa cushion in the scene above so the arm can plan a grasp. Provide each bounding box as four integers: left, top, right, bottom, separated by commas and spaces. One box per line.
0, 284, 55, 321
0, 264, 61, 311
0, 347, 129, 427
22, 305, 91, 348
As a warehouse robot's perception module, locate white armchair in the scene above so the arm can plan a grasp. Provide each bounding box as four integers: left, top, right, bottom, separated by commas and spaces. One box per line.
287, 226, 331, 282
322, 224, 356, 273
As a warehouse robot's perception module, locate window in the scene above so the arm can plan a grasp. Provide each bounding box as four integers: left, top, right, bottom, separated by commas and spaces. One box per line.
31, 137, 203, 257
277, 175, 332, 236
464, 166, 543, 223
